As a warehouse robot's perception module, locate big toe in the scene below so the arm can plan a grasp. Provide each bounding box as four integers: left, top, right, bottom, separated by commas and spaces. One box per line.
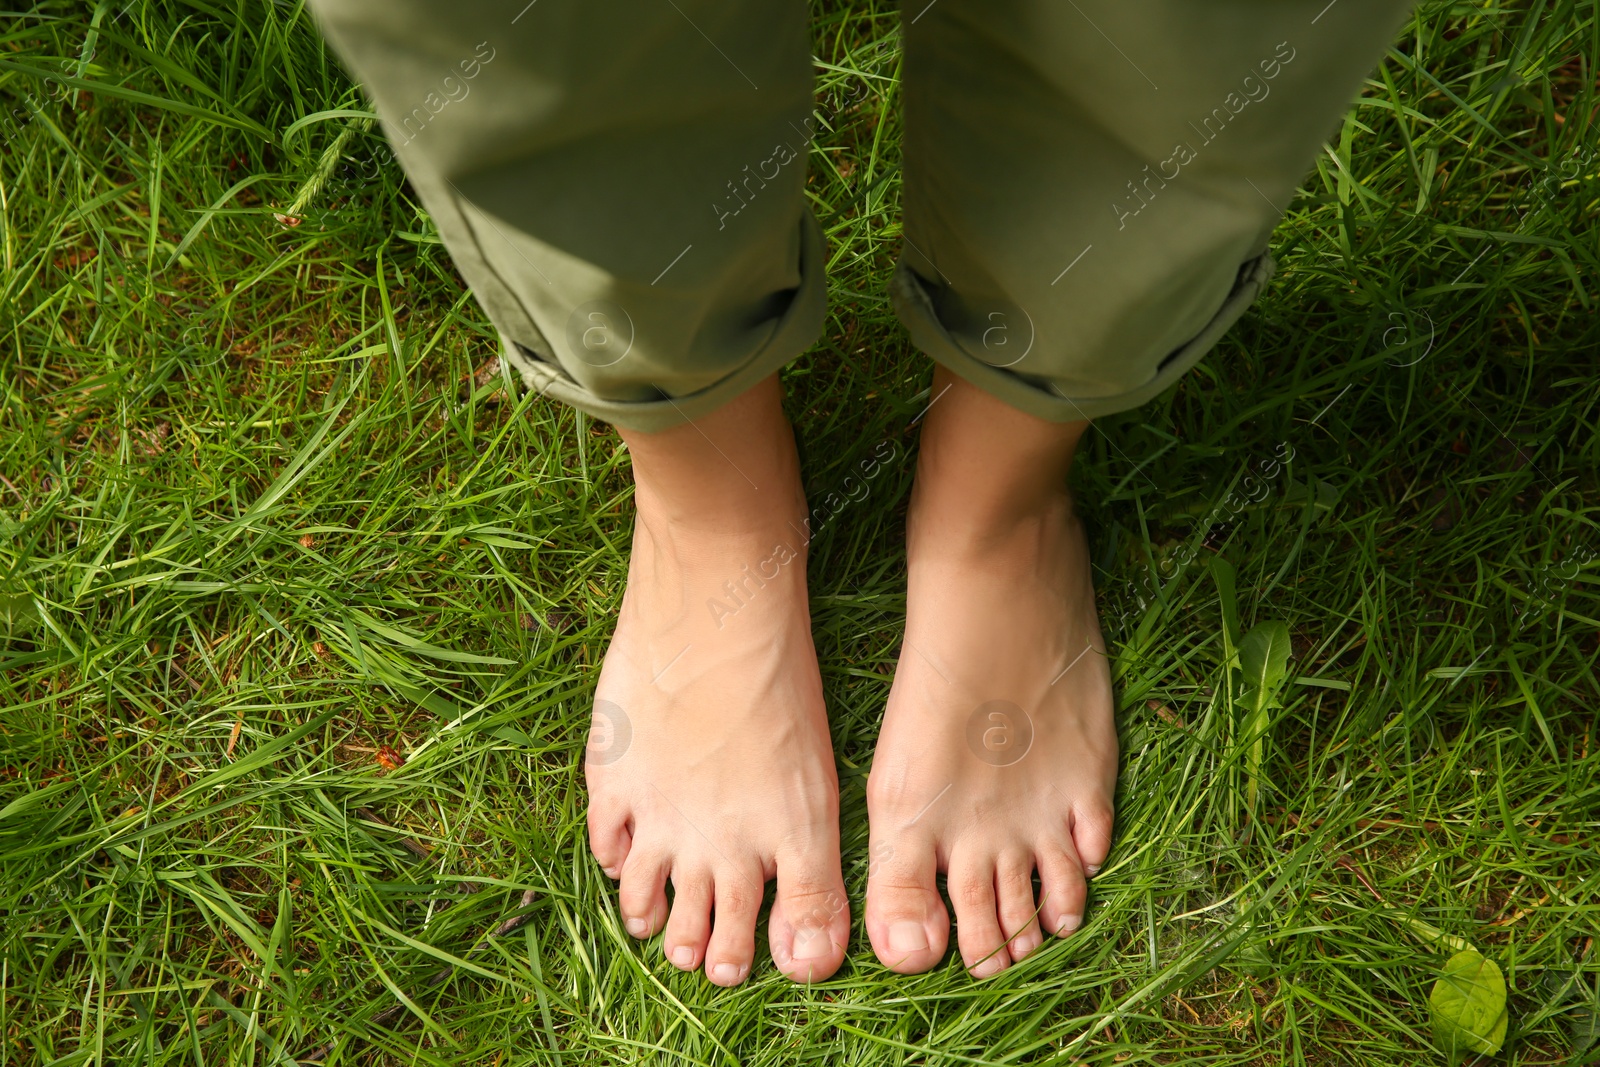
768, 847, 850, 983
865, 836, 948, 974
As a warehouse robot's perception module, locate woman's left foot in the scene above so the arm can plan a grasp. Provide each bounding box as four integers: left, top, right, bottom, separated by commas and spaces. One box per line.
864, 369, 1118, 977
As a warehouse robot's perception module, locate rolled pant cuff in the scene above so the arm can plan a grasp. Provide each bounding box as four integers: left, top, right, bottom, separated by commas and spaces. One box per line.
496, 212, 829, 434
889, 250, 1278, 424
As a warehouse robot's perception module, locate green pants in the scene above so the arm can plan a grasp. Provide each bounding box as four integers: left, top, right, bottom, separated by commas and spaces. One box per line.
309, 0, 1412, 431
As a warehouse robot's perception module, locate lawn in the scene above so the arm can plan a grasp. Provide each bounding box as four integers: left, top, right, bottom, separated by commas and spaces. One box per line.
1, 1, 1597, 1064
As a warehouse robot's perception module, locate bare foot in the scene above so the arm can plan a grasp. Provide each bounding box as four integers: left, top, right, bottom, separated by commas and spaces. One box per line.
865, 368, 1118, 977
584, 377, 849, 985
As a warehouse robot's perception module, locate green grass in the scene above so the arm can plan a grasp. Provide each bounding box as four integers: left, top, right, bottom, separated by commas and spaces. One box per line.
2, 1, 1598, 1064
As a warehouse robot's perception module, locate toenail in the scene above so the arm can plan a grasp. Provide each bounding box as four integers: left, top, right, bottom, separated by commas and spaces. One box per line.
888, 921, 929, 953
1085, 863, 1102, 876
1011, 931, 1042, 959
709, 962, 743, 984
1055, 913, 1082, 936
603, 866, 620, 879
671, 945, 694, 968
626, 917, 648, 936
970, 954, 1007, 978
792, 926, 831, 961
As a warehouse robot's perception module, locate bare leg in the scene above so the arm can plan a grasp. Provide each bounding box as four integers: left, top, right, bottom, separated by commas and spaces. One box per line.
865, 365, 1117, 977
586, 375, 849, 985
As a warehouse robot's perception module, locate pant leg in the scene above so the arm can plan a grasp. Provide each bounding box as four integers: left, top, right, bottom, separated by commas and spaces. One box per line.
308, 0, 822, 431
890, 0, 1415, 421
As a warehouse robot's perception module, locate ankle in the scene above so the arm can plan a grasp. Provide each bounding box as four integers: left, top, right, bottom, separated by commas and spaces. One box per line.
620, 375, 808, 538
908, 368, 1087, 557
631, 457, 807, 540
908, 475, 1075, 561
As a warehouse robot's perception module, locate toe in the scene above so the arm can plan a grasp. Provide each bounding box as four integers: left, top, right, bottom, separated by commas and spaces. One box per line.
948, 852, 1010, 978
661, 865, 713, 971
1036, 842, 1088, 938
617, 845, 669, 940
995, 851, 1043, 961
768, 846, 849, 983
864, 835, 948, 974
704, 865, 764, 987
586, 801, 632, 880
1071, 802, 1114, 878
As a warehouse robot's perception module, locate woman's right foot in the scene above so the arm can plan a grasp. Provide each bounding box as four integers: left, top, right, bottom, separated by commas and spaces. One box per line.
584, 377, 850, 985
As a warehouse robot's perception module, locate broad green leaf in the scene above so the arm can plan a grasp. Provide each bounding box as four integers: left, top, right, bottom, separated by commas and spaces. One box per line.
1237, 620, 1291, 811
1429, 948, 1508, 1062
1573, 997, 1599, 1055
0, 592, 39, 634
1238, 621, 1292, 721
